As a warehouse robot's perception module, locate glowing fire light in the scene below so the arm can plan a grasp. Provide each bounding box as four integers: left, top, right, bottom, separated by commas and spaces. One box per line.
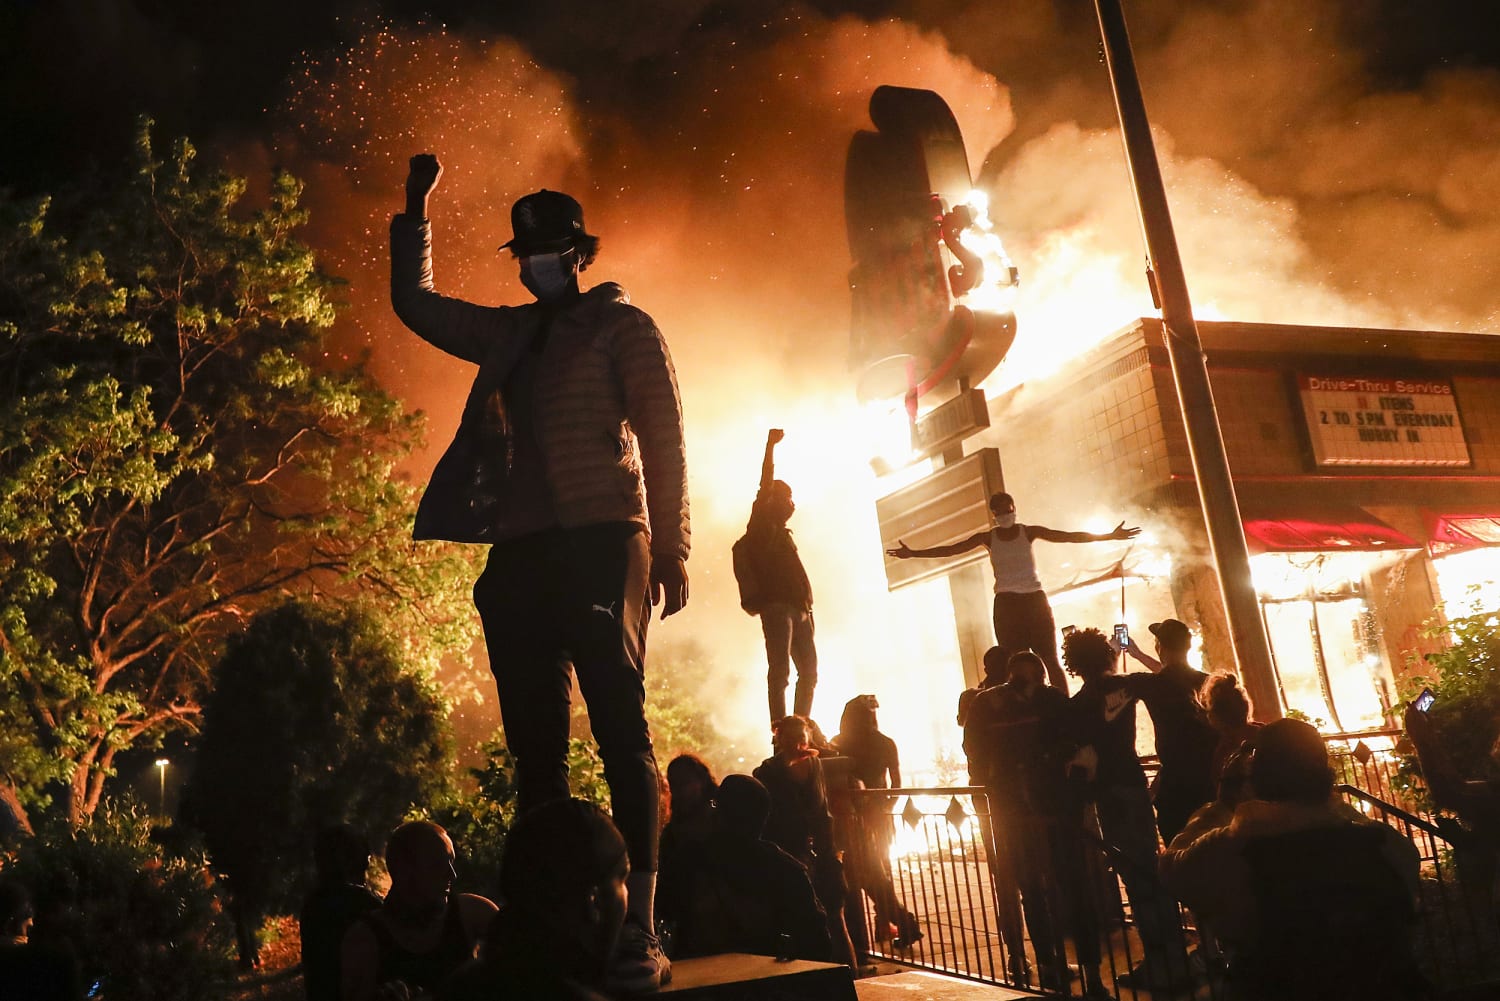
883, 795, 984, 863
954, 190, 1020, 316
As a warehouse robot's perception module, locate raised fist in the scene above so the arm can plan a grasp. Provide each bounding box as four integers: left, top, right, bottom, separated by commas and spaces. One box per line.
406, 153, 443, 202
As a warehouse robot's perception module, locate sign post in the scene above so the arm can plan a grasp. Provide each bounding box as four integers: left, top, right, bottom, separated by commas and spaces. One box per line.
1094, 0, 1281, 719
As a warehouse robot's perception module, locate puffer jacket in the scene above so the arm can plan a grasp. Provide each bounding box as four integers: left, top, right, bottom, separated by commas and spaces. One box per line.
390, 214, 690, 560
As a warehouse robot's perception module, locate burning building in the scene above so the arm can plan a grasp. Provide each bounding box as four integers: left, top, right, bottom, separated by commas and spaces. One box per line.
883, 317, 1500, 732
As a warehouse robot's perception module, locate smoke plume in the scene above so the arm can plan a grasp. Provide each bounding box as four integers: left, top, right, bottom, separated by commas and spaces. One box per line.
249, 2, 1500, 774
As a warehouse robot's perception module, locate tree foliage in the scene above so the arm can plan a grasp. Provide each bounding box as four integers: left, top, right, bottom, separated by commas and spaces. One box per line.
0, 119, 481, 828
7, 803, 238, 1001
1399, 607, 1500, 803
181, 600, 451, 958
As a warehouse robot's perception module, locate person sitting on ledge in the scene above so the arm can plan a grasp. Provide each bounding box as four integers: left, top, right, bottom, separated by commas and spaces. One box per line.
341, 821, 496, 1001
442, 799, 629, 1001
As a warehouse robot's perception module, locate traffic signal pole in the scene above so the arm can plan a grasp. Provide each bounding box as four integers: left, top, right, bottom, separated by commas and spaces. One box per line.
1093, 0, 1282, 720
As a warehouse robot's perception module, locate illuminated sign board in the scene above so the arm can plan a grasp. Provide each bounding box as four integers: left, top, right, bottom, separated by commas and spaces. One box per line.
877, 448, 1004, 589
1297, 374, 1469, 467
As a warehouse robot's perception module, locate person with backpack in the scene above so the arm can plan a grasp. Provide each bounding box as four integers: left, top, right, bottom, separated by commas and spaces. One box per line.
734, 429, 817, 725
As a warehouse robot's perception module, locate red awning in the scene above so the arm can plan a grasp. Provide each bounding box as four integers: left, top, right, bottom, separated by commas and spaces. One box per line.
1427, 513, 1500, 551
1241, 507, 1419, 554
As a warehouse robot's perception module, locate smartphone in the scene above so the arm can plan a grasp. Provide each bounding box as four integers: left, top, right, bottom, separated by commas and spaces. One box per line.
1062, 624, 1077, 637
1415, 688, 1436, 713
1114, 623, 1130, 647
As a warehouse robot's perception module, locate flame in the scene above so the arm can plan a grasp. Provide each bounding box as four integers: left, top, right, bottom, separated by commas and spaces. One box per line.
954, 189, 1020, 315
264, 13, 1495, 784
1432, 547, 1500, 620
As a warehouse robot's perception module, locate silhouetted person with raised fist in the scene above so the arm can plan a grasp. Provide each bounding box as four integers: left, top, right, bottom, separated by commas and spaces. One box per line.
889, 492, 1138, 689
392, 154, 689, 991
734, 429, 817, 724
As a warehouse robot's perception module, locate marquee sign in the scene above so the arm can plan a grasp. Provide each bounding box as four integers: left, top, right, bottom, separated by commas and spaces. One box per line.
1297, 374, 1469, 467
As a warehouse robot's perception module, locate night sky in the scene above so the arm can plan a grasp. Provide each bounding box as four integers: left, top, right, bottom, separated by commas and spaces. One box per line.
6, 0, 1500, 755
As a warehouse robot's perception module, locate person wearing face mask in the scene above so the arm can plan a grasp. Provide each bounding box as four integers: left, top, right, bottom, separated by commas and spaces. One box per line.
390, 154, 690, 993
887, 492, 1138, 690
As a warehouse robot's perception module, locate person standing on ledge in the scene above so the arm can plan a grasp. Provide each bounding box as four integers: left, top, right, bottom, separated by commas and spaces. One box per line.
887, 492, 1138, 689
391, 154, 689, 993
735, 428, 818, 723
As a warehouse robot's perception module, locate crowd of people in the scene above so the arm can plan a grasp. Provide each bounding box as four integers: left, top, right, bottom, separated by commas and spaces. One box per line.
274, 694, 917, 1001
959, 622, 1427, 1001
0, 161, 1438, 1001
270, 615, 1424, 1001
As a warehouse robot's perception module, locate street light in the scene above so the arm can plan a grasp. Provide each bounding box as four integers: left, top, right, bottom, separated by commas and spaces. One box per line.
155, 758, 169, 817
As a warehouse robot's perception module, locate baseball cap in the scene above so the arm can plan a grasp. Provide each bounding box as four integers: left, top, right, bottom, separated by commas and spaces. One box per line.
500, 189, 588, 255
1148, 618, 1192, 646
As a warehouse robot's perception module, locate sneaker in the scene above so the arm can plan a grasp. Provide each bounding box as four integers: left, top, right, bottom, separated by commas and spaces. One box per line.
1036, 962, 1077, 992
609, 918, 672, 994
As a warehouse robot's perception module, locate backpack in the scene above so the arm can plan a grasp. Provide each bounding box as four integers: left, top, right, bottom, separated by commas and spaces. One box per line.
731, 533, 762, 615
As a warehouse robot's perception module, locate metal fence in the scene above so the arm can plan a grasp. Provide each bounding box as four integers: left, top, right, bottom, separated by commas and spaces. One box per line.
839, 778, 1499, 999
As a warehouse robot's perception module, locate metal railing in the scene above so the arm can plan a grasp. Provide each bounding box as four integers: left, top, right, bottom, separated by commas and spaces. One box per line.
1338, 785, 1500, 991
1326, 728, 1428, 819
838, 782, 1499, 998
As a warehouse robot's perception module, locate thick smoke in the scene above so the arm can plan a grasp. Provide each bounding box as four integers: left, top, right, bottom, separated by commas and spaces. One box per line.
259, 3, 1500, 775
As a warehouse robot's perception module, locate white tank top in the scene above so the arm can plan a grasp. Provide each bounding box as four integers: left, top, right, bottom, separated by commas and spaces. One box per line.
988, 525, 1042, 593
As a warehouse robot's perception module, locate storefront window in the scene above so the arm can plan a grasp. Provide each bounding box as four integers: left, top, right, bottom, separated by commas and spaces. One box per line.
1251, 551, 1400, 732
1433, 547, 1500, 619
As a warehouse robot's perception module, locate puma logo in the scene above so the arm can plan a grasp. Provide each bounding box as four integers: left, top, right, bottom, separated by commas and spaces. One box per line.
590, 601, 617, 620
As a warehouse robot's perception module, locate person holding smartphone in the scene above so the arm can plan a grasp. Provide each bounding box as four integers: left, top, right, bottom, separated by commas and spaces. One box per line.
888, 493, 1139, 689
1115, 618, 1219, 844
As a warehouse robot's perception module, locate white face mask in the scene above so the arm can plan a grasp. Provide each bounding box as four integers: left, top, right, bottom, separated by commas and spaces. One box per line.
520, 251, 576, 300
994, 513, 1017, 529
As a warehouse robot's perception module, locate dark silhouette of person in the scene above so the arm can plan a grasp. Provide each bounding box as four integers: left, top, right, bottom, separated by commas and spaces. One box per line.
1063, 627, 1192, 993
737, 429, 817, 723
754, 715, 856, 967
888, 492, 1139, 689
301, 826, 380, 1001
967, 651, 1100, 994
1162, 719, 1426, 1001
829, 696, 919, 953
340, 821, 496, 1001
1201, 672, 1262, 788
440, 799, 629, 1001
957, 645, 1010, 730
0, 878, 81, 1001
1116, 618, 1219, 843
660, 773, 832, 962
392, 154, 689, 991
656, 753, 718, 953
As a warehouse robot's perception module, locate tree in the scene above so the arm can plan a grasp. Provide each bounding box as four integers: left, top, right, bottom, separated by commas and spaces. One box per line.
181, 599, 451, 968
0, 119, 482, 829
10, 803, 238, 1001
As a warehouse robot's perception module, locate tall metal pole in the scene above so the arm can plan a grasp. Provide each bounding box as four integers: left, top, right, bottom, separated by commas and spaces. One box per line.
1093, 0, 1281, 720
